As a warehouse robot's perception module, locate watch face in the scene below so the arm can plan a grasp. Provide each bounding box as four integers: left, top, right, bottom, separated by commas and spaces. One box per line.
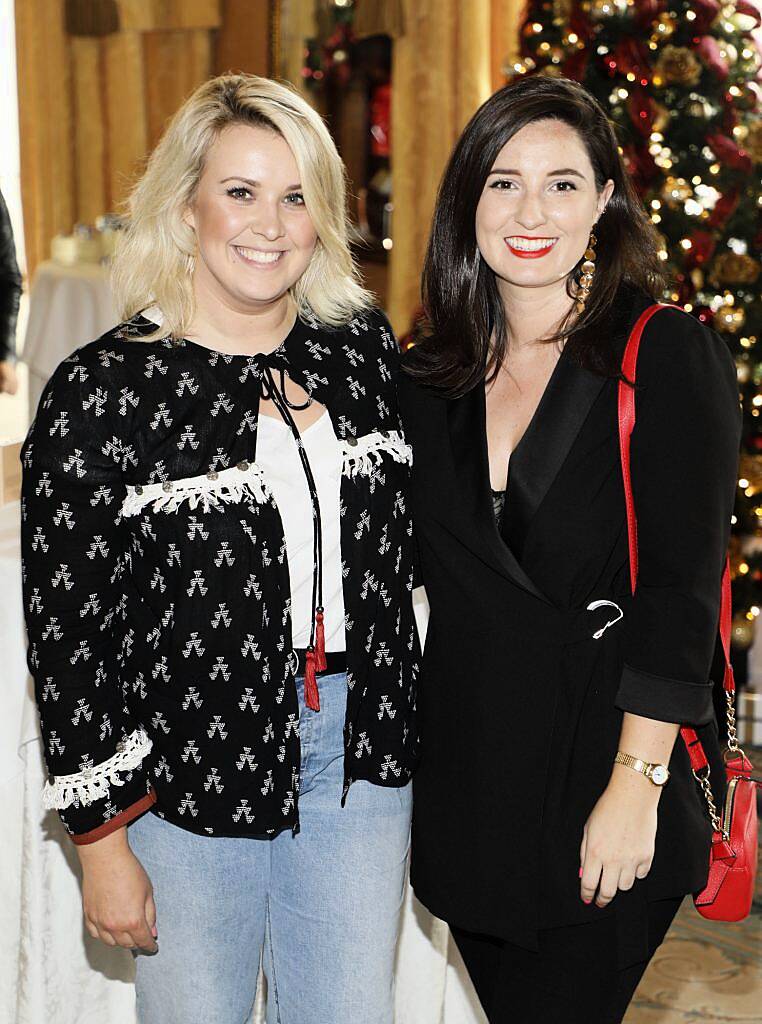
651, 765, 669, 786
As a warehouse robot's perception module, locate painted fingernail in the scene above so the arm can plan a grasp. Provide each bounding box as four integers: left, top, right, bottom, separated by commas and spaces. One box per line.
583, 898, 592, 904
579, 867, 584, 878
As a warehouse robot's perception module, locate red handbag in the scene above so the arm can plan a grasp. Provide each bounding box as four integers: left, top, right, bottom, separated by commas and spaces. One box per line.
618, 303, 759, 923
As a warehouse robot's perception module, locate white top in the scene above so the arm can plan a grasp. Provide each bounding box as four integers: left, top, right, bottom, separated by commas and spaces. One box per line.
256, 410, 346, 652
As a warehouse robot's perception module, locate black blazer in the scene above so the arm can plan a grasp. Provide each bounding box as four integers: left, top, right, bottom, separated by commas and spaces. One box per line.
398, 285, 740, 959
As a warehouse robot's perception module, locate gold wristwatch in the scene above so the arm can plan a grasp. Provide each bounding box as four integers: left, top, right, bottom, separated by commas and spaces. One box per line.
614, 751, 670, 787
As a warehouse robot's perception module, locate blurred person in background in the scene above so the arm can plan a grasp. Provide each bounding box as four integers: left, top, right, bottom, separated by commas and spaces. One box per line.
0, 188, 21, 394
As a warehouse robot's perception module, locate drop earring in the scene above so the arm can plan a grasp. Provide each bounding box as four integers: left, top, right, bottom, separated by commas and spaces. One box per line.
575, 231, 597, 314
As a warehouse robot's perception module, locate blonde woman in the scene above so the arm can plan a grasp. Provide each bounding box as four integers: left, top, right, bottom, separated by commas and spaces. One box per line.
21, 74, 419, 1024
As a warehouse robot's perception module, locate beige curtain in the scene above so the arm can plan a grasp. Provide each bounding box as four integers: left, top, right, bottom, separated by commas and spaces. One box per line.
14, 0, 248, 277
387, 0, 523, 335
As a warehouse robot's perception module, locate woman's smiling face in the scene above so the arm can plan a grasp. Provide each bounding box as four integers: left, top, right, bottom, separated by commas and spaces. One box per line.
185, 123, 318, 313
475, 119, 613, 297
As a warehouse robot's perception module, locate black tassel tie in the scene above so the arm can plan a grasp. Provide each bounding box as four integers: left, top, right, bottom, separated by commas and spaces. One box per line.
260, 363, 326, 711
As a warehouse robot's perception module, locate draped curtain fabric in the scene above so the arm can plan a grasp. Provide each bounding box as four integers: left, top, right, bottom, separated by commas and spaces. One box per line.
387, 0, 523, 335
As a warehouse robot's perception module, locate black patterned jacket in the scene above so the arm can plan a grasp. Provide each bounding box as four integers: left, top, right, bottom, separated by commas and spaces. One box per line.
21, 308, 419, 843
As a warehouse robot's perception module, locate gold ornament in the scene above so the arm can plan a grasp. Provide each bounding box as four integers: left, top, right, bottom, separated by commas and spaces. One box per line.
588, 0, 617, 18
686, 98, 713, 119
746, 121, 762, 163
655, 45, 702, 87
661, 176, 692, 206
690, 268, 705, 289
712, 252, 761, 286
739, 454, 762, 494
730, 613, 755, 650
714, 303, 746, 334
736, 358, 751, 384
651, 11, 676, 42
575, 232, 597, 314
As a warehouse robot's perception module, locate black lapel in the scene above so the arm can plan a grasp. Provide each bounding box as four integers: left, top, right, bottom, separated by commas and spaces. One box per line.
500, 284, 645, 557
446, 385, 547, 600
500, 350, 607, 558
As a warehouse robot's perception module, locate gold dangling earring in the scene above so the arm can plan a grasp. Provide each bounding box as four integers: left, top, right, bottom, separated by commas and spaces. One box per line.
575, 231, 597, 315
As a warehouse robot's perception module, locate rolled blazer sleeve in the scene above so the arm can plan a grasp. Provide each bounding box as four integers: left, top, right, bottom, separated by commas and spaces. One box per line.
615, 308, 741, 726
21, 353, 156, 843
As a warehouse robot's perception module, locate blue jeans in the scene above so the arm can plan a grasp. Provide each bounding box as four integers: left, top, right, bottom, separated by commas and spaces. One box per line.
129, 673, 412, 1024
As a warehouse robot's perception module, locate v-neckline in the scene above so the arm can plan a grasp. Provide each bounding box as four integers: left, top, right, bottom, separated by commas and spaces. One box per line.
484, 344, 568, 493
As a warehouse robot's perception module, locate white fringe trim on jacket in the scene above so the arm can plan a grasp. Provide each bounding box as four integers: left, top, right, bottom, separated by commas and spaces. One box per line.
121, 462, 271, 518
339, 430, 413, 478
42, 728, 153, 810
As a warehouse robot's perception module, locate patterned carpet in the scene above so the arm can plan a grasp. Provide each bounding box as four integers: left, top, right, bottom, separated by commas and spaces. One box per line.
626, 761, 762, 1024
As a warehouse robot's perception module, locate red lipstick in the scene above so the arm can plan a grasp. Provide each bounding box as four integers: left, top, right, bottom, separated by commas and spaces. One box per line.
505, 236, 558, 259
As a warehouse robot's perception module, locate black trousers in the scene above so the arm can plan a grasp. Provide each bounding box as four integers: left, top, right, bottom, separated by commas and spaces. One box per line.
451, 897, 682, 1024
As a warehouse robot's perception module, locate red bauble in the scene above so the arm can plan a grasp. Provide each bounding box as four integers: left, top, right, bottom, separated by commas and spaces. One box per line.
694, 305, 715, 326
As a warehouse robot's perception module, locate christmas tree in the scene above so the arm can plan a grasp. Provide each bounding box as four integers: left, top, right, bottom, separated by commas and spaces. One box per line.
514, 0, 762, 642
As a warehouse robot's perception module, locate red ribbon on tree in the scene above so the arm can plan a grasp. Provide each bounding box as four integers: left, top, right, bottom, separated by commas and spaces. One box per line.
736, 0, 762, 28
696, 36, 729, 79
706, 188, 739, 228
627, 89, 655, 138
707, 132, 753, 173
691, 0, 722, 32
685, 230, 716, 268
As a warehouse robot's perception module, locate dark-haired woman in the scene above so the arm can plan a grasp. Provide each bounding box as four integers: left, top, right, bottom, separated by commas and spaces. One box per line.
399, 77, 740, 1023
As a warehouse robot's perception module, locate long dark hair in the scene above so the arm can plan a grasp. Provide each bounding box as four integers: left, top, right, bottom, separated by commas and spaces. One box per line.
407, 76, 666, 396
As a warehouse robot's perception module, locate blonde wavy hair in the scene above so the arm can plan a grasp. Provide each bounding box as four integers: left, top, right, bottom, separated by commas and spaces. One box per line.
112, 74, 372, 336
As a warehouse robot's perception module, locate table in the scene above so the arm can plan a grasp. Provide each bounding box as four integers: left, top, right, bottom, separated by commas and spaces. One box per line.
0, 497, 482, 1023
21, 262, 118, 418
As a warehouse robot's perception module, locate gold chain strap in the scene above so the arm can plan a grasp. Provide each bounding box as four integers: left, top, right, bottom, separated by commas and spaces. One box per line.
692, 765, 722, 833
725, 690, 741, 755
692, 687, 747, 835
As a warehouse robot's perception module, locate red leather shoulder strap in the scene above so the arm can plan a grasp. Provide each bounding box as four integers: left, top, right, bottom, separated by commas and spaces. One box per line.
616, 304, 734, 774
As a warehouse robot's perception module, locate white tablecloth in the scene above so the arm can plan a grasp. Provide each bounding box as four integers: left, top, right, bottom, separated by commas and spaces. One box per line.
0, 497, 482, 1023
20, 262, 117, 418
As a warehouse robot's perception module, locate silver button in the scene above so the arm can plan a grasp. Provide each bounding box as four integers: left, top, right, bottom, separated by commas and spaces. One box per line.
135, 485, 143, 495
237, 460, 250, 471
207, 471, 219, 480
162, 482, 173, 492
379, 430, 389, 438
347, 437, 358, 447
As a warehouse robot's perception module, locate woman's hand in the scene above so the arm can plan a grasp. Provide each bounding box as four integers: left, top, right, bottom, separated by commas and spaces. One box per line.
579, 764, 660, 908
77, 826, 158, 952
